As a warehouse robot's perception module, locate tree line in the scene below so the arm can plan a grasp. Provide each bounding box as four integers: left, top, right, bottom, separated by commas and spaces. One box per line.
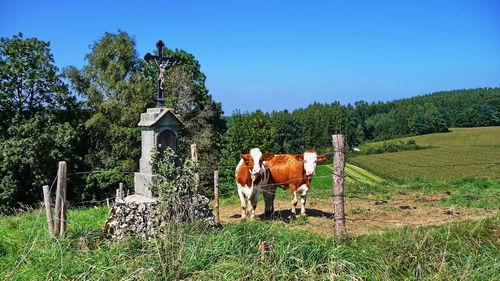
1, 31, 499, 211
219, 88, 499, 163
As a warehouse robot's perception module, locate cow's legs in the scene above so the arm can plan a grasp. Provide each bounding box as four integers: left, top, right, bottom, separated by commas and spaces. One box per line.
249, 191, 259, 220
237, 188, 247, 220
290, 185, 298, 219
262, 187, 276, 219
298, 184, 309, 215
247, 198, 254, 220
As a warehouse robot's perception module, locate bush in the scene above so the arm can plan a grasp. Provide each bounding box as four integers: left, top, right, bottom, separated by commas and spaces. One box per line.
148, 147, 201, 221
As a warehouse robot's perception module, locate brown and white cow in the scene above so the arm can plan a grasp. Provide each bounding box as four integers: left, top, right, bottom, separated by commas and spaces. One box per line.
235, 148, 274, 220
263, 149, 327, 218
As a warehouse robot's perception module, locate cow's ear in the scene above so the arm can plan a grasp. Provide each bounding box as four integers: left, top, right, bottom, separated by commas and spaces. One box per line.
317, 155, 327, 162
240, 154, 251, 161
262, 153, 275, 161
295, 154, 304, 161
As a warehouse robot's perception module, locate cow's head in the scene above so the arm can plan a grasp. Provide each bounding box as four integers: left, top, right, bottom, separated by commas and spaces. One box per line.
296, 149, 327, 176
241, 148, 274, 178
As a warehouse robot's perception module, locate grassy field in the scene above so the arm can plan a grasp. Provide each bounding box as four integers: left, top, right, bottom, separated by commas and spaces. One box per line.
222, 163, 500, 210
350, 127, 500, 180
2, 160, 499, 280
2, 128, 499, 280
1, 207, 498, 280
304, 165, 500, 209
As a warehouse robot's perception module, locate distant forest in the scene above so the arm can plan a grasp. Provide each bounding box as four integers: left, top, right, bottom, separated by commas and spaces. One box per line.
222, 88, 500, 157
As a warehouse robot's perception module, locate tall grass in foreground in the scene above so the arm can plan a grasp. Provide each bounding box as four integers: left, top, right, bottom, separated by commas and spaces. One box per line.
1, 207, 498, 280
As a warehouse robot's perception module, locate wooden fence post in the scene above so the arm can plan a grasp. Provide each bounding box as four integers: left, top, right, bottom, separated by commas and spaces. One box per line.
42, 185, 55, 235
191, 144, 200, 192
332, 134, 346, 239
214, 170, 220, 225
116, 182, 124, 201
55, 161, 67, 236
119, 182, 124, 199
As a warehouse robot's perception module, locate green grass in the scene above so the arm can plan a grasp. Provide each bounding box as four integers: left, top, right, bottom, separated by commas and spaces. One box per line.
310, 163, 383, 188
307, 165, 500, 208
363, 127, 500, 148
351, 127, 500, 180
1, 207, 498, 280
221, 164, 499, 209
220, 163, 384, 205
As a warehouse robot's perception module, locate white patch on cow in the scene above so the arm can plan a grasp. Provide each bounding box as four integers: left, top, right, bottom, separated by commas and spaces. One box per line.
240, 184, 254, 197
235, 158, 244, 178
297, 184, 309, 195
261, 166, 270, 184
297, 184, 309, 215
303, 152, 318, 176
249, 148, 263, 175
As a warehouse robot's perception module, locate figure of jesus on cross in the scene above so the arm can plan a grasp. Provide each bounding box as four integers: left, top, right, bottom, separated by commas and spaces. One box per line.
144, 40, 177, 107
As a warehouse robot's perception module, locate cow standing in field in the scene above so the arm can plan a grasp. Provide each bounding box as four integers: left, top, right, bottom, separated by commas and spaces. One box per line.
263, 149, 327, 218
235, 148, 275, 220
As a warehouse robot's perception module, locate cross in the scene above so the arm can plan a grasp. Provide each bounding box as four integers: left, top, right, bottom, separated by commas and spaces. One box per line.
144, 40, 177, 107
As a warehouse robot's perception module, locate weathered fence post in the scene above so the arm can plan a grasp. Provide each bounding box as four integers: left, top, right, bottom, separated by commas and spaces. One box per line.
191, 144, 201, 192
332, 134, 346, 239
214, 170, 220, 225
119, 182, 124, 199
42, 185, 55, 235
55, 161, 67, 236
116, 182, 125, 201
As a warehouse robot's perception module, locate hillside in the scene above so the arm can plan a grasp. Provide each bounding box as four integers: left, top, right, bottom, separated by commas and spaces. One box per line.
350, 127, 500, 180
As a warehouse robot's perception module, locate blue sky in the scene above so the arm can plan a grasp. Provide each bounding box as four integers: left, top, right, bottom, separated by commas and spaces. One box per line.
1, 0, 499, 114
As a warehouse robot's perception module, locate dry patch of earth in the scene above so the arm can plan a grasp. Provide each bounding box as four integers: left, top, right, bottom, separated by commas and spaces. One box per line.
219, 193, 498, 236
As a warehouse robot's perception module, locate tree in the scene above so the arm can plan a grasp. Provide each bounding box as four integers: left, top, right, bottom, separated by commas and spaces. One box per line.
0, 33, 79, 212
161, 51, 224, 183
0, 114, 79, 212
64, 31, 152, 199
65, 31, 223, 197
0, 33, 73, 132
270, 110, 304, 154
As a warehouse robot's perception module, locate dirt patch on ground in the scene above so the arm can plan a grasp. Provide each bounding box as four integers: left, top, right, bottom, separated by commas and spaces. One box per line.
219, 193, 498, 236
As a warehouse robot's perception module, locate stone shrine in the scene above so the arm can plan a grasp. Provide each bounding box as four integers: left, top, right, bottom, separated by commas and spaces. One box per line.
133, 107, 183, 198
102, 40, 214, 241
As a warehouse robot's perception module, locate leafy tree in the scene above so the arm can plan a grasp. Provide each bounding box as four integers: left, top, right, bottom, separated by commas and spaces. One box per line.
270, 110, 304, 153
0, 33, 74, 132
65, 31, 152, 169
0, 33, 79, 212
161, 52, 224, 193
64, 31, 152, 199
65, 31, 223, 197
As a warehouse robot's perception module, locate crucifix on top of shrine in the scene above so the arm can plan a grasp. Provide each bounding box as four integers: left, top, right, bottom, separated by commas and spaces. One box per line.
132, 40, 183, 198
144, 40, 177, 107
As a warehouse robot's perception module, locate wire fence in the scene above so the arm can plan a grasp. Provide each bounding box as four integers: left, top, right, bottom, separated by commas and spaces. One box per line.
5, 148, 500, 280
59, 150, 500, 206
9, 148, 499, 244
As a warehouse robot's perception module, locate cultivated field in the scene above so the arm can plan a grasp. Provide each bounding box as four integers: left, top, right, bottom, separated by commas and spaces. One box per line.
350, 127, 500, 180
